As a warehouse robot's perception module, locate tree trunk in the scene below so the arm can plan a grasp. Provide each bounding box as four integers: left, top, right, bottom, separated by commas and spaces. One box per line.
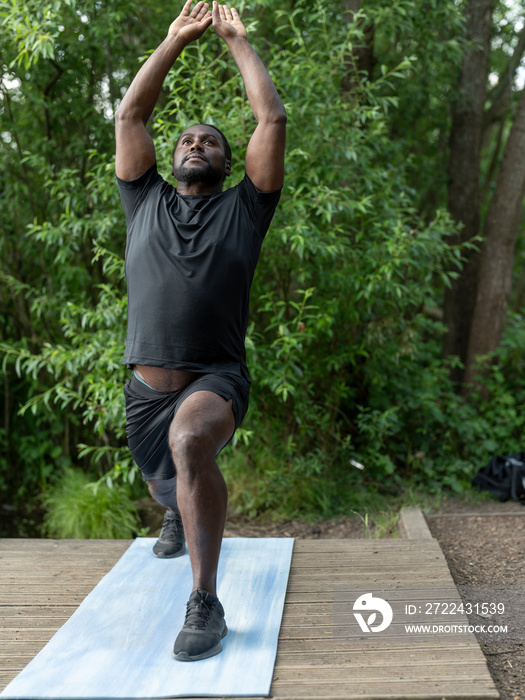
463, 88, 525, 388
442, 0, 494, 383
342, 0, 376, 90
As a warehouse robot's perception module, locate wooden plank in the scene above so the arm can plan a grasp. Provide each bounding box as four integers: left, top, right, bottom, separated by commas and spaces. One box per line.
273, 667, 494, 682
275, 637, 482, 654
0, 596, 89, 606
0, 620, 71, 630
0, 539, 131, 551
292, 538, 442, 550
274, 649, 489, 666
268, 683, 497, 700
0, 606, 74, 618
397, 508, 434, 540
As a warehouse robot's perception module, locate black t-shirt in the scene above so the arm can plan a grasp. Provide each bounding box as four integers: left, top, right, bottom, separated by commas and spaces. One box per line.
117, 164, 281, 377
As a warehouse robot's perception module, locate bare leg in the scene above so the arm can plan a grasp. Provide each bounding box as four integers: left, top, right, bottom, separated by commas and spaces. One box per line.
168, 391, 234, 597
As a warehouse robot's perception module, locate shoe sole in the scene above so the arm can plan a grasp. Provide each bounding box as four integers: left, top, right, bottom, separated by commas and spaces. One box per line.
172, 626, 228, 662
152, 545, 186, 559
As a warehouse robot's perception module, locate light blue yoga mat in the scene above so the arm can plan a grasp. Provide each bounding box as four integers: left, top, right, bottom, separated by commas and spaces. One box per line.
1, 537, 294, 699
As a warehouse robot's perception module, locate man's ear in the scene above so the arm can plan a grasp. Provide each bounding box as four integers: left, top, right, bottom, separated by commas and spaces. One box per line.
225, 159, 232, 177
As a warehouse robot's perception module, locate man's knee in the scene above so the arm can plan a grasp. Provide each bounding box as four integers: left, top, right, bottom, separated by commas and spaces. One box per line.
168, 392, 235, 472
169, 425, 215, 469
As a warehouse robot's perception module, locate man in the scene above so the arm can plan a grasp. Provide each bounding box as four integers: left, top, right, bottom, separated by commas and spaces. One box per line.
114, 1, 286, 662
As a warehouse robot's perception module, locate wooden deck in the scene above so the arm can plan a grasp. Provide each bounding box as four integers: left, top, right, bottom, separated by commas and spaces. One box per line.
0, 531, 499, 700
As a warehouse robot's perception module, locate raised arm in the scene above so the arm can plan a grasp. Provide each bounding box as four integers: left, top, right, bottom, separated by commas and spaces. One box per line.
212, 2, 286, 192
115, 1, 213, 182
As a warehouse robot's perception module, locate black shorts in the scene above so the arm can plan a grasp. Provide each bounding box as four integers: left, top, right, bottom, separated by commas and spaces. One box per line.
123, 372, 250, 481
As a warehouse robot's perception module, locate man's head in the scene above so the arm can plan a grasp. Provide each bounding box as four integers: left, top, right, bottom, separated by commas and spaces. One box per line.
172, 124, 232, 191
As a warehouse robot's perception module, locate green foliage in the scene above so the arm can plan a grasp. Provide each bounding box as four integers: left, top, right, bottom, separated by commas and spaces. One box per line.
1, 0, 524, 529
42, 468, 140, 539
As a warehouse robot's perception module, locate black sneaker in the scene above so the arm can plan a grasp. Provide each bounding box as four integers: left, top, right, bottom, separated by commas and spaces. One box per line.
152, 509, 185, 558
172, 588, 228, 661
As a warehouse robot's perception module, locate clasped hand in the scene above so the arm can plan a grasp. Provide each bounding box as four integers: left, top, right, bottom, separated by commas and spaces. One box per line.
168, 0, 247, 43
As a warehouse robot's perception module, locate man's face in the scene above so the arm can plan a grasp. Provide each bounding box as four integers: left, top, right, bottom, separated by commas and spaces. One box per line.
172, 125, 231, 187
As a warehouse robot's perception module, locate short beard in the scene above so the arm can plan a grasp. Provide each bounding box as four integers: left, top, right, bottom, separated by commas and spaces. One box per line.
173, 161, 225, 187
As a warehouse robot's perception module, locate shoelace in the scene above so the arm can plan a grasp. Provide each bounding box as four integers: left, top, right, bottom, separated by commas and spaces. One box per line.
184, 595, 214, 630
159, 511, 182, 540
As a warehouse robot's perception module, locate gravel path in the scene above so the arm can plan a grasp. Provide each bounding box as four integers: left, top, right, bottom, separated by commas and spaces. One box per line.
426, 500, 525, 700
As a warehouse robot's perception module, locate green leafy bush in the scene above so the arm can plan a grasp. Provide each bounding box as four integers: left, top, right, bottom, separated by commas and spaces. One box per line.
42, 469, 140, 539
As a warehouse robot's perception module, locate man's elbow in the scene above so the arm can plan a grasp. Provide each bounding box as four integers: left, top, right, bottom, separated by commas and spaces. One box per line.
115, 104, 126, 122
114, 108, 129, 132
114, 105, 144, 127
272, 106, 287, 124
262, 107, 287, 127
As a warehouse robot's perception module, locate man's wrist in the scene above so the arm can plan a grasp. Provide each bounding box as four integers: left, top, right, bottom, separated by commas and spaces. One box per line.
223, 35, 252, 57
223, 35, 249, 48
165, 31, 192, 51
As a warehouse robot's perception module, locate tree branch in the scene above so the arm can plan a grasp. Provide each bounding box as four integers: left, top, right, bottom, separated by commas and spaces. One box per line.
483, 19, 525, 143
43, 59, 64, 141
